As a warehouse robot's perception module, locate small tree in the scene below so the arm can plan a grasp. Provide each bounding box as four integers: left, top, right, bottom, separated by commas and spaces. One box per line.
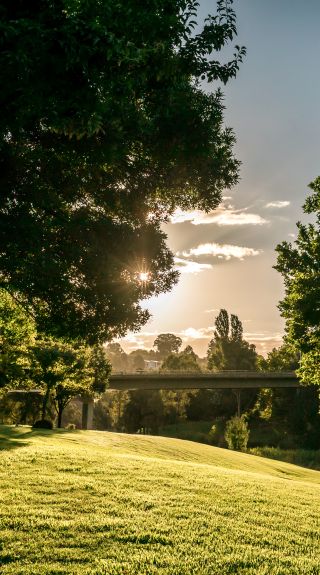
31, 340, 110, 426
225, 416, 249, 452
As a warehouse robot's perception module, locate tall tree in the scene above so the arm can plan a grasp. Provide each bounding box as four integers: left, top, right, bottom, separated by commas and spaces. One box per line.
0, 0, 245, 343
153, 333, 182, 358
275, 177, 320, 384
207, 309, 257, 371
105, 343, 128, 372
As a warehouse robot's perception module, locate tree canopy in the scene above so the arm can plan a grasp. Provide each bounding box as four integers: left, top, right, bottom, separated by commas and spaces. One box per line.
0, 0, 245, 343
161, 346, 201, 372
30, 339, 110, 426
207, 309, 257, 371
275, 177, 320, 384
257, 343, 299, 372
153, 333, 183, 358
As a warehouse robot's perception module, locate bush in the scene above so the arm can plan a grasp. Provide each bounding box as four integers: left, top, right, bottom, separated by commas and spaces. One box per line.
207, 424, 217, 445
225, 416, 249, 452
65, 423, 77, 430
32, 419, 53, 429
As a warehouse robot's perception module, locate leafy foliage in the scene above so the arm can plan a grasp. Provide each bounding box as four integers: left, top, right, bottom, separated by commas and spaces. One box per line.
121, 390, 164, 434
32, 419, 53, 430
275, 177, 320, 385
161, 345, 201, 371
30, 339, 110, 426
105, 343, 129, 372
207, 309, 257, 370
0, 0, 245, 342
225, 415, 249, 451
153, 333, 182, 358
298, 350, 320, 387
0, 289, 36, 389
257, 343, 300, 372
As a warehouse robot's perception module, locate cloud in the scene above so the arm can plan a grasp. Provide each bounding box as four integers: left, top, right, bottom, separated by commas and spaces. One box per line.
180, 327, 213, 340
114, 331, 160, 351
170, 205, 268, 226
244, 332, 283, 343
174, 257, 212, 274
265, 201, 290, 208
178, 242, 261, 261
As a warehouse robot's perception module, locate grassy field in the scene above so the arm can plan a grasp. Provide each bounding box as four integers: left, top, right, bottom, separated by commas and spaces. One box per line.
159, 421, 320, 470
0, 426, 319, 575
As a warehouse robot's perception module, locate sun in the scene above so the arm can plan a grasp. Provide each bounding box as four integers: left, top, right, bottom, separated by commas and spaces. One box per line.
138, 271, 150, 282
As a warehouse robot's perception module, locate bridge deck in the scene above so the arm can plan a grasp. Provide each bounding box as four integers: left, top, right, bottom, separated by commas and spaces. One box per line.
108, 371, 299, 391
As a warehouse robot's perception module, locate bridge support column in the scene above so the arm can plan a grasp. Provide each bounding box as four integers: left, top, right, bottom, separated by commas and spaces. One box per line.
232, 389, 241, 417
82, 399, 94, 430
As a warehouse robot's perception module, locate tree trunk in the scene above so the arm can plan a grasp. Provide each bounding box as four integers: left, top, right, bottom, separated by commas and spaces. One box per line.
42, 387, 50, 419
57, 403, 63, 428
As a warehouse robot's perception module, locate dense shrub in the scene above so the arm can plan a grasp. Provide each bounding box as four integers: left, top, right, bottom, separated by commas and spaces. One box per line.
32, 419, 53, 429
225, 416, 249, 452
65, 423, 76, 430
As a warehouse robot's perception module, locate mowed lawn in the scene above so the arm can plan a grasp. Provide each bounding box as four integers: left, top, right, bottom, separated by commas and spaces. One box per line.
0, 426, 319, 575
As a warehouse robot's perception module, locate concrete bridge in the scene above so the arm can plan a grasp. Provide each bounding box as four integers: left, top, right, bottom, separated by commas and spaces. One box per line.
82, 370, 299, 429
8, 371, 300, 429
7, 371, 299, 429
108, 370, 298, 391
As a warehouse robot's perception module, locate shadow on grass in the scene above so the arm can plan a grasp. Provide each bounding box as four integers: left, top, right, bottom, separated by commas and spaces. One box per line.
0, 425, 72, 452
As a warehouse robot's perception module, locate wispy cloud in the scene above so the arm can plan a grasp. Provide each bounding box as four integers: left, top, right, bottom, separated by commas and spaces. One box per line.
114, 331, 159, 350
170, 204, 268, 226
265, 201, 290, 208
174, 257, 213, 274
244, 332, 283, 343
178, 242, 261, 261
180, 327, 212, 340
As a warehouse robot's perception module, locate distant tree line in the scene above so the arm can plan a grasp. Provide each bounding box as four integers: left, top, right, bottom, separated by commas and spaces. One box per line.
2, 295, 319, 448
89, 310, 319, 449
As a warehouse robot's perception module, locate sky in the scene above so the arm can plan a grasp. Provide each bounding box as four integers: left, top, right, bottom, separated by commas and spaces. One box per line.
117, 0, 320, 358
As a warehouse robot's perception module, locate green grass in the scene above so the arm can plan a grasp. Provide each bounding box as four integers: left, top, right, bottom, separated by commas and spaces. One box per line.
159, 420, 215, 444
0, 425, 320, 575
249, 446, 320, 471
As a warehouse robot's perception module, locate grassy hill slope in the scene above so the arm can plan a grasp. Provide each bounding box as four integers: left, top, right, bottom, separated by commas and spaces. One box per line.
0, 426, 319, 575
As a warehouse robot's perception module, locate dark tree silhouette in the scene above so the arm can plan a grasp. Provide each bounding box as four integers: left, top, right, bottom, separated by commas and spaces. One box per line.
207, 309, 257, 371
0, 0, 245, 342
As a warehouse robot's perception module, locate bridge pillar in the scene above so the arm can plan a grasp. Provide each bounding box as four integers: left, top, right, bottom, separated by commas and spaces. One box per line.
81, 399, 94, 430
232, 389, 241, 417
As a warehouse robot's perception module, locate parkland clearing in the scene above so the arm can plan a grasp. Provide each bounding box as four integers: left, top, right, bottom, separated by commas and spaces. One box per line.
0, 426, 320, 575
2, 1, 320, 574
